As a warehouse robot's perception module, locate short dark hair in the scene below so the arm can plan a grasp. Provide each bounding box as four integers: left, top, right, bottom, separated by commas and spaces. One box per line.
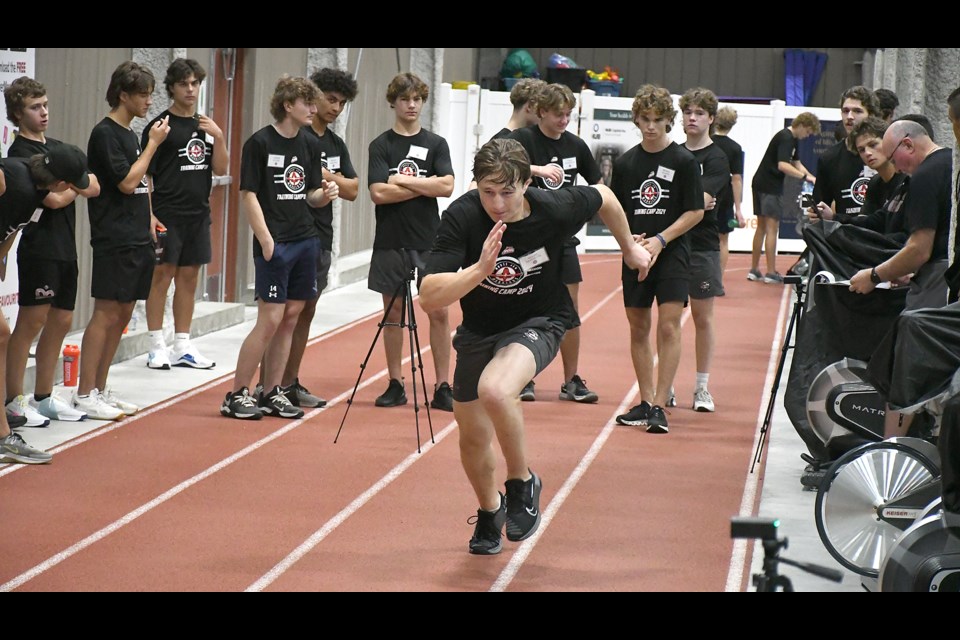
874, 88, 899, 120
386, 72, 428, 104
106, 61, 155, 109
898, 113, 935, 142
4, 76, 46, 126
840, 86, 880, 117
849, 116, 887, 149
310, 68, 358, 101
473, 138, 531, 186
164, 58, 206, 99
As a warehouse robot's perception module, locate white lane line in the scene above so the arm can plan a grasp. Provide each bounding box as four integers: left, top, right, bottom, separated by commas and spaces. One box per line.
491, 307, 692, 592
724, 284, 791, 592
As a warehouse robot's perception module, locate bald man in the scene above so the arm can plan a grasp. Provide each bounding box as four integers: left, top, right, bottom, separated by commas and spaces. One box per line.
849, 120, 952, 311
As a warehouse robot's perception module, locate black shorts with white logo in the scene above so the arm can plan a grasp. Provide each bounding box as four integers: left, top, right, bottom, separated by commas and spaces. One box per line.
91, 245, 156, 303
687, 250, 724, 300
156, 214, 212, 266
254, 237, 320, 303
451, 316, 565, 403
17, 256, 79, 310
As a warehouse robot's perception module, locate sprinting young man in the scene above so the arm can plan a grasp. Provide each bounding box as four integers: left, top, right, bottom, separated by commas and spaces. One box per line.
220, 76, 326, 420
509, 83, 602, 403
419, 138, 651, 555
367, 72, 454, 412
75, 61, 169, 421
143, 58, 227, 371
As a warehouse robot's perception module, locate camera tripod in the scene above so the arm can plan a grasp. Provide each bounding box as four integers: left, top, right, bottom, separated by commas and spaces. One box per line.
752, 275, 806, 472
752, 536, 844, 592
335, 257, 435, 452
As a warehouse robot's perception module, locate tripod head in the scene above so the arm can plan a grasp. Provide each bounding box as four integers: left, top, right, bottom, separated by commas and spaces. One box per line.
731, 516, 844, 591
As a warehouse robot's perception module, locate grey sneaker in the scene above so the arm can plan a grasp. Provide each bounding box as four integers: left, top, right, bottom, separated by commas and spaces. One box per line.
666, 386, 677, 408
519, 380, 536, 402
693, 387, 715, 412
0, 432, 52, 464
747, 268, 763, 281
220, 387, 263, 420
467, 493, 507, 555
284, 378, 326, 408
559, 374, 599, 403
763, 272, 784, 284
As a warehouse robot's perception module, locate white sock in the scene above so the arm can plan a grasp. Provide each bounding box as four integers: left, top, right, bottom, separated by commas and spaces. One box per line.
148, 330, 166, 350
696, 372, 709, 391
174, 332, 190, 349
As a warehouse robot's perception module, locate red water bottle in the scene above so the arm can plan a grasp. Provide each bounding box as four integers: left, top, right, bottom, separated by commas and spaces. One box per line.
62, 344, 80, 387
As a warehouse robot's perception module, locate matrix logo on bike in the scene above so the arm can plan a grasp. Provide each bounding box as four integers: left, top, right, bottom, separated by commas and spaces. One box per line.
486, 257, 525, 288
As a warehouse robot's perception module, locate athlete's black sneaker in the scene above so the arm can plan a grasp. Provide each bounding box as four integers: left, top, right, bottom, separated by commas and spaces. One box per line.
259, 385, 304, 419
467, 493, 506, 555
616, 401, 651, 426
505, 470, 542, 542
559, 374, 599, 403
220, 387, 263, 420
5, 408, 28, 429
375, 378, 407, 407
646, 405, 669, 434
519, 380, 536, 402
430, 382, 454, 412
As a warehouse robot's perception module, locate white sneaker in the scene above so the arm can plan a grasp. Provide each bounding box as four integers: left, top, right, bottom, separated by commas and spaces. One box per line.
5, 395, 51, 427
73, 388, 124, 421
102, 388, 139, 415
31, 394, 88, 422
147, 348, 171, 370
693, 387, 715, 412
171, 343, 215, 369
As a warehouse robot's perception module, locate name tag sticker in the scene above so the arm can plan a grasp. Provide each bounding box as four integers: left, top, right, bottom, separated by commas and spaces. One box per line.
205, 133, 214, 145
408, 145, 428, 160
327, 155, 341, 171
268, 154, 285, 168
656, 165, 675, 182
30, 207, 43, 223
519, 247, 549, 271
562, 157, 577, 170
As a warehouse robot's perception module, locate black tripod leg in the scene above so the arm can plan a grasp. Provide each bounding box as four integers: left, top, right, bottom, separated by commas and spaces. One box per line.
334, 283, 404, 443
752, 286, 804, 471
406, 281, 435, 448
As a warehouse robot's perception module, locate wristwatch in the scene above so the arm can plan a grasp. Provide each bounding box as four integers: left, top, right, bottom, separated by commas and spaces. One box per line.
870, 267, 881, 284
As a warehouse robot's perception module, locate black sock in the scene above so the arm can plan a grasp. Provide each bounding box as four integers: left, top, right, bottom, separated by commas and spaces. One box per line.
34, 393, 51, 402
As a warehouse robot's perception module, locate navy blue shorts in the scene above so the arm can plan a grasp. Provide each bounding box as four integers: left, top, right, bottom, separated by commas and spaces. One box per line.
254, 237, 320, 303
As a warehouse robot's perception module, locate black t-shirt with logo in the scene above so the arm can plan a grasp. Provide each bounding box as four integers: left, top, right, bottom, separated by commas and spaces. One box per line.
752, 128, 797, 195
850, 172, 908, 239
813, 142, 873, 218
426, 186, 602, 337
304, 126, 356, 251
609, 141, 703, 273
490, 127, 512, 142
508, 125, 601, 246
711, 134, 743, 215
239, 125, 322, 258
87, 117, 152, 255
7, 136, 77, 261
902, 147, 953, 261
684, 142, 729, 252
0, 157, 47, 242
367, 128, 453, 251
143, 110, 213, 219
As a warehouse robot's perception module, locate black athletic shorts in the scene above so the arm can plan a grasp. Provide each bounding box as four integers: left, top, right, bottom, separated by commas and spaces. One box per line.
91, 245, 155, 302
156, 214, 212, 266
17, 256, 79, 310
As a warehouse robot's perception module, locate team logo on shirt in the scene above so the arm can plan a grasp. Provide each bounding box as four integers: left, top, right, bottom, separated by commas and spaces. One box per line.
486, 257, 525, 288
541, 162, 568, 190
634, 179, 668, 208
182, 138, 207, 165
395, 159, 425, 178
283, 164, 307, 193
846, 177, 871, 205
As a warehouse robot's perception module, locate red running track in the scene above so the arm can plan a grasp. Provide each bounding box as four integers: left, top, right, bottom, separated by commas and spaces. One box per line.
0, 253, 787, 592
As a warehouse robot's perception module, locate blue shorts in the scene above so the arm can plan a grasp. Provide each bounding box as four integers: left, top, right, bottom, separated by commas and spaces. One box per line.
254, 237, 320, 303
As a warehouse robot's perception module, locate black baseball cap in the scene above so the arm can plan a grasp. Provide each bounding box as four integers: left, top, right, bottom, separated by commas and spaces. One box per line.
43, 144, 91, 189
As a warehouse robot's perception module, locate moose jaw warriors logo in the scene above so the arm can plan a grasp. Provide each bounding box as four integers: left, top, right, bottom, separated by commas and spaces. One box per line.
183, 137, 207, 165
849, 177, 870, 205
394, 158, 424, 179
283, 163, 306, 193
541, 162, 566, 190
487, 257, 525, 288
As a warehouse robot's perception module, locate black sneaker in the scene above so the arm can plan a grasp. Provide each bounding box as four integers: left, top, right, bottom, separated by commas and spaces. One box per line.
259, 385, 304, 419
5, 409, 28, 429
375, 378, 407, 407
283, 378, 327, 408
220, 387, 263, 420
519, 380, 536, 402
467, 493, 506, 555
646, 405, 669, 434
559, 374, 599, 403
505, 470, 542, 542
430, 382, 454, 412
616, 401, 651, 426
